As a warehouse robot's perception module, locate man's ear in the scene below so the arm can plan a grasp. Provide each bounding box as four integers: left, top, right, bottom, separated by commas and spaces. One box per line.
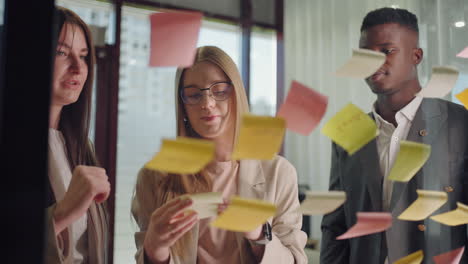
413, 47, 423, 65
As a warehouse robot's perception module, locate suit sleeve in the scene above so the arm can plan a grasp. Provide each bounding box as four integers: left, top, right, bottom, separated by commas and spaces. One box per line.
320, 143, 350, 264
44, 204, 72, 264
259, 157, 308, 264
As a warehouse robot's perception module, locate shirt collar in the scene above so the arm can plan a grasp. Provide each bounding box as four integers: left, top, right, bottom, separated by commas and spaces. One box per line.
372, 96, 423, 128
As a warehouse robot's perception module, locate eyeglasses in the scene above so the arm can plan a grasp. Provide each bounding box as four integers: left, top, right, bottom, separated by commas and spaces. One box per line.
180, 81, 233, 105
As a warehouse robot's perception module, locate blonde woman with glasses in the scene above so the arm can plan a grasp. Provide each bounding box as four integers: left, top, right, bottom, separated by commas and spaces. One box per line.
132, 46, 307, 264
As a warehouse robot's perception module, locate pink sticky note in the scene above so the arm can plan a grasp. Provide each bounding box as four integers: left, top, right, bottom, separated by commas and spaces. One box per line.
277, 80, 328, 135
337, 212, 392, 240
433, 246, 465, 264
456, 47, 468, 58
149, 11, 202, 67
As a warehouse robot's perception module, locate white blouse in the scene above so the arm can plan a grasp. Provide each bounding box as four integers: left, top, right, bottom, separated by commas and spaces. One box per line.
48, 128, 88, 263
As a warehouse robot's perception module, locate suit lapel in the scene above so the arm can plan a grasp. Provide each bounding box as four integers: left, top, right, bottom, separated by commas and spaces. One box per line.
237, 160, 266, 200
359, 139, 384, 211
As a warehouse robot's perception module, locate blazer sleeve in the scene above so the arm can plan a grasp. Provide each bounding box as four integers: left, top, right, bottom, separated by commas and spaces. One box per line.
260, 157, 308, 264
320, 143, 350, 264
132, 168, 176, 264
44, 204, 72, 264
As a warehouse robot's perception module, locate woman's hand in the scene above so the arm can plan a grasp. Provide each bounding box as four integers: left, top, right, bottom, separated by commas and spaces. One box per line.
217, 198, 263, 241
144, 197, 198, 264
53, 165, 110, 235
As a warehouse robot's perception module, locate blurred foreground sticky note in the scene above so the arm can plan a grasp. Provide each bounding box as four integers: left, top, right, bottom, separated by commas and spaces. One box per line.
232, 115, 285, 160
211, 196, 277, 232
336, 212, 392, 240
180, 192, 222, 219
149, 11, 202, 67
417, 66, 459, 98
455, 89, 468, 109
335, 49, 386, 79
277, 80, 328, 135
394, 250, 424, 264
398, 190, 447, 221
456, 47, 468, 58
433, 246, 465, 264
430, 202, 468, 226
145, 137, 214, 174
321, 103, 377, 155
388, 141, 431, 182
300, 191, 346, 215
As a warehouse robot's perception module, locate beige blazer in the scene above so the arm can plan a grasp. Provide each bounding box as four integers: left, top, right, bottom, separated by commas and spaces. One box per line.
132, 155, 307, 264
44, 202, 108, 264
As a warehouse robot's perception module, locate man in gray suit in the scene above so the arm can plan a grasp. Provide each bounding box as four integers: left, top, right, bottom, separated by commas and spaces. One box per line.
320, 7, 468, 264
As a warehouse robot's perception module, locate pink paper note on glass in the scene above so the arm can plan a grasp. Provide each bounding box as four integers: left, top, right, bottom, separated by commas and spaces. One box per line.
277, 80, 328, 135
433, 246, 465, 264
456, 47, 468, 58
337, 212, 392, 240
149, 11, 202, 67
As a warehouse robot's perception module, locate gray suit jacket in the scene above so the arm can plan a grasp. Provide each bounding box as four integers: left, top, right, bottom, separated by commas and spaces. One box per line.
320, 98, 468, 264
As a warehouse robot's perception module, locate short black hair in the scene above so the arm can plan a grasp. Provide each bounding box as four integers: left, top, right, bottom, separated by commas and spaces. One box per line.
361, 7, 419, 34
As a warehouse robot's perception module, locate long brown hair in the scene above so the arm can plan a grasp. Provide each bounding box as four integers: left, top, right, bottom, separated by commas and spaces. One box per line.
158, 46, 250, 257
55, 7, 98, 168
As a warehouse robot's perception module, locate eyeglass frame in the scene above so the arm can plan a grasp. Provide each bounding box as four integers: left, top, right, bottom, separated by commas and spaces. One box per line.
180, 81, 233, 105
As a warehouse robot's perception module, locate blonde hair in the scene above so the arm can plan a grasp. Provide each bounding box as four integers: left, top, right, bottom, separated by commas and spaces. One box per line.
158, 46, 250, 258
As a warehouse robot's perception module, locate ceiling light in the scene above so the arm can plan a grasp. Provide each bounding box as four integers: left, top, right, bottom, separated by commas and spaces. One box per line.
455, 21, 465, 28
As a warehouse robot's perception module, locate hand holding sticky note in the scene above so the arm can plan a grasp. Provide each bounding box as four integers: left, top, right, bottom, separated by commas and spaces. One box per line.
277, 80, 328, 135
321, 103, 377, 155
300, 191, 346, 215
336, 212, 392, 240
145, 137, 214, 174
335, 48, 386, 79
231, 114, 286, 160
394, 250, 424, 264
398, 190, 447, 221
430, 202, 468, 226
149, 11, 202, 67
210, 196, 276, 232
388, 141, 431, 182
417, 66, 459, 98
180, 192, 223, 219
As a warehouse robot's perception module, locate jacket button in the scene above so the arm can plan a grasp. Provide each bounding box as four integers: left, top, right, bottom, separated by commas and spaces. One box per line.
418, 224, 426, 231
444, 186, 454, 192
419, 129, 428, 136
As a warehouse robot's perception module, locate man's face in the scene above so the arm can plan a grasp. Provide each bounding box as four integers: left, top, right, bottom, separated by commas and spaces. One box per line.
359, 23, 422, 95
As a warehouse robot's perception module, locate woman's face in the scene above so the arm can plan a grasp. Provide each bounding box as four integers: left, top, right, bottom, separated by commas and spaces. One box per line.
182, 61, 236, 140
51, 23, 89, 107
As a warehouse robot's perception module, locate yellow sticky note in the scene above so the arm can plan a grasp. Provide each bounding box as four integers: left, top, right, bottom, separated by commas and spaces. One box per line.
430, 202, 468, 226
145, 137, 214, 174
231, 114, 286, 160
210, 196, 277, 232
300, 191, 346, 215
388, 141, 431, 182
321, 103, 377, 155
398, 190, 447, 221
393, 250, 424, 264
180, 192, 223, 219
455, 89, 468, 109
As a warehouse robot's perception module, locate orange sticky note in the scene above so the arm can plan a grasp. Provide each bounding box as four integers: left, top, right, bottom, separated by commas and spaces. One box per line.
455, 89, 468, 109
433, 246, 465, 264
336, 212, 392, 240
456, 47, 468, 58
277, 80, 328, 135
149, 11, 202, 67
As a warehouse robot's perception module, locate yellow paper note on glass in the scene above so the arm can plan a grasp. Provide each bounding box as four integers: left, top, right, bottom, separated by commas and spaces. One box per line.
398, 190, 447, 221
210, 196, 277, 232
455, 89, 468, 109
335, 48, 386, 79
321, 103, 377, 155
388, 141, 431, 182
231, 115, 286, 160
393, 250, 424, 264
145, 137, 214, 174
300, 191, 346, 215
180, 192, 223, 219
430, 202, 468, 226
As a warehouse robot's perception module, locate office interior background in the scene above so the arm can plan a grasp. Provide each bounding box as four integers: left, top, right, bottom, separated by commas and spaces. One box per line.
1, 0, 467, 263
